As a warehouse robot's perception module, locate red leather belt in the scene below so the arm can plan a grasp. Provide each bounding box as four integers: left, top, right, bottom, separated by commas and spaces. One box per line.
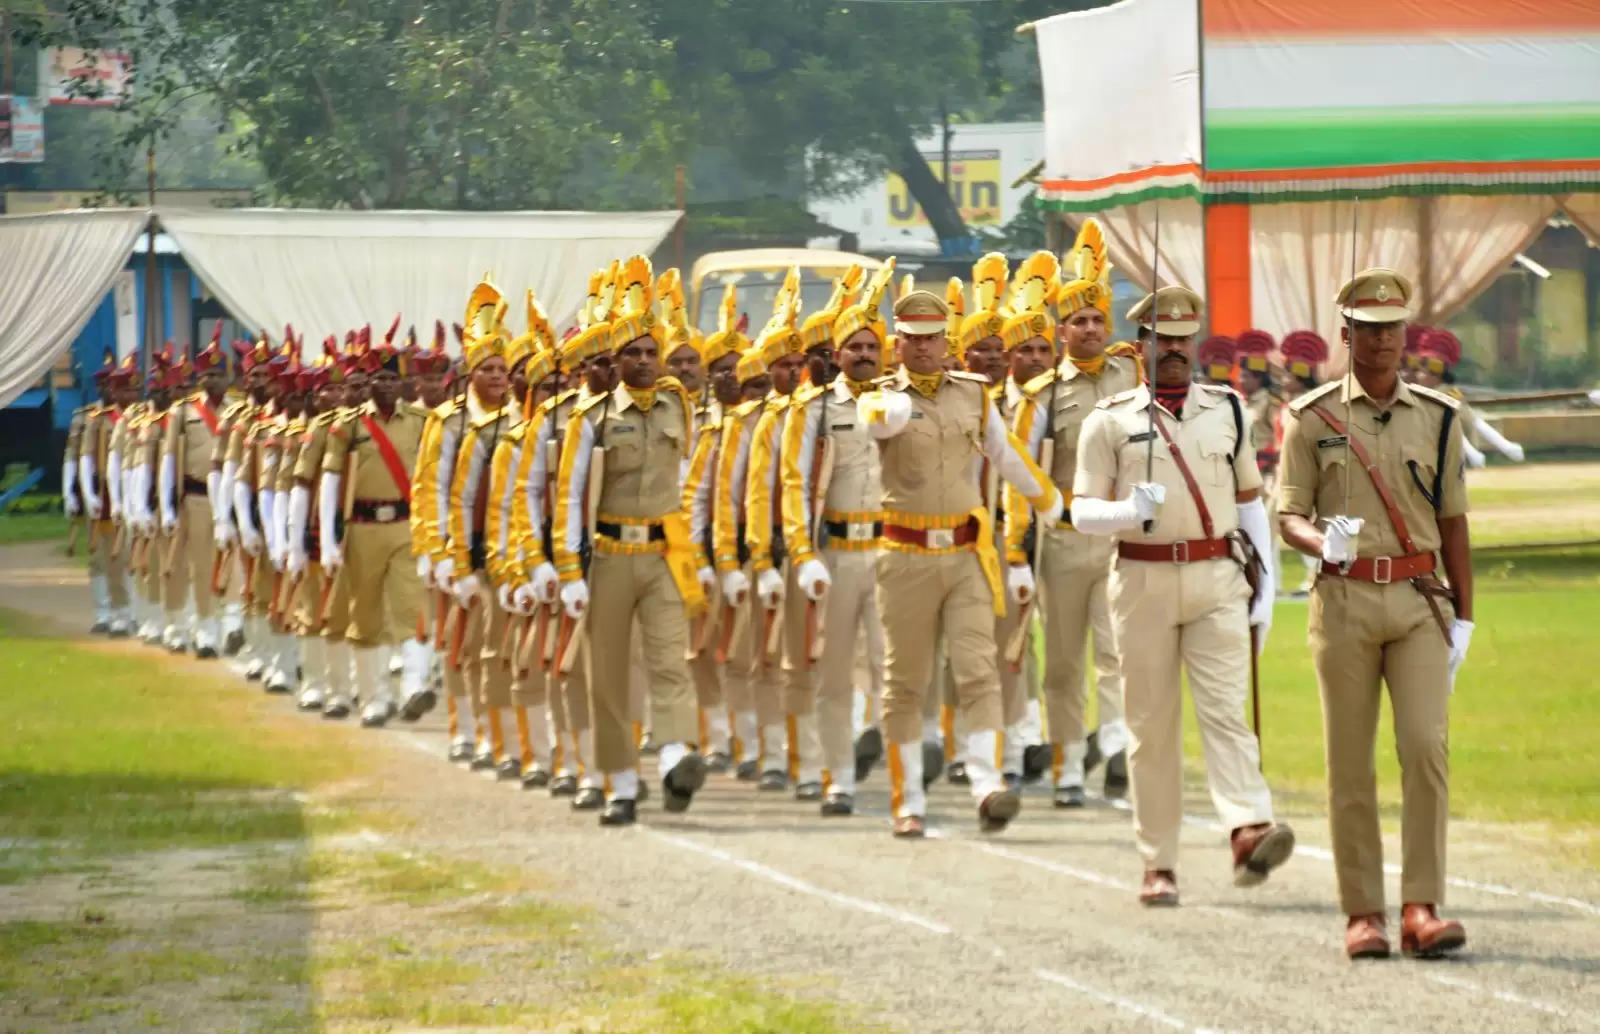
882, 518, 979, 550
1117, 538, 1230, 563
1320, 552, 1435, 584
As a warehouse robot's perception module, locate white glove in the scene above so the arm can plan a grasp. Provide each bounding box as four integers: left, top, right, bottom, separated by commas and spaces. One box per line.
756, 567, 785, 609
1503, 442, 1525, 463
496, 581, 515, 613
796, 558, 831, 601
1320, 515, 1364, 565
320, 542, 343, 572
288, 544, 308, 578
1448, 619, 1473, 688
1036, 489, 1065, 528
531, 561, 560, 604
214, 521, 235, 551
239, 524, 263, 556
511, 582, 538, 615
433, 555, 455, 588
160, 507, 178, 536
64, 492, 81, 518
721, 569, 750, 606
560, 578, 589, 619
859, 390, 913, 439
1131, 482, 1166, 522
697, 565, 717, 597
416, 554, 434, 587
1463, 440, 1487, 469
86, 495, 103, 521
1007, 564, 1035, 605
454, 572, 482, 609
1589, 388, 1600, 406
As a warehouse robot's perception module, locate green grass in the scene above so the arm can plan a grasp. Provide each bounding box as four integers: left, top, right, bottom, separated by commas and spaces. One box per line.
1172, 545, 1600, 863
0, 511, 69, 544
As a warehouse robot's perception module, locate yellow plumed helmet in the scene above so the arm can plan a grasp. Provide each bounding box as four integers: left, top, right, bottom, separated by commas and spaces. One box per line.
959, 252, 1009, 354
560, 264, 617, 373
608, 255, 664, 352
463, 275, 511, 371
1055, 217, 1114, 321
897, 272, 916, 302
734, 341, 770, 384
1002, 251, 1060, 351
504, 288, 553, 372
701, 281, 750, 367
656, 268, 701, 359
799, 264, 864, 351
832, 256, 896, 355
945, 278, 966, 341
753, 266, 803, 359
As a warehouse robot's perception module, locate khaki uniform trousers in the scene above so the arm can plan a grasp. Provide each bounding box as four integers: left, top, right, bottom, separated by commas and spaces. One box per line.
460, 590, 513, 711
586, 550, 696, 773
292, 563, 324, 634
724, 561, 786, 731
810, 549, 877, 792
176, 495, 217, 619
877, 549, 1004, 748
689, 606, 724, 712
1310, 577, 1451, 915
89, 519, 130, 608
245, 547, 275, 619
1039, 525, 1124, 783
344, 520, 423, 647
1111, 556, 1273, 870
548, 637, 591, 773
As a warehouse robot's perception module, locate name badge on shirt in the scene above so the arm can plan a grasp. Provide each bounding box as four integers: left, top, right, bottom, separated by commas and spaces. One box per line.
1057, 401, 1080, 413
1127, 430, 1155, 444
613, 422, 637, 432
1317, 435, 1348, 449
831, 422, 854, 431
909, 411, 926, 421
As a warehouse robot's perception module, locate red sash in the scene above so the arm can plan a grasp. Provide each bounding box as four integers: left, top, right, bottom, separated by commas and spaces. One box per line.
360, 412, 413, 498
192, 397, 220, 436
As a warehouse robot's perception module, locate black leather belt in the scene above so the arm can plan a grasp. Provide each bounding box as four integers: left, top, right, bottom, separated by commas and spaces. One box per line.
349, 499, 410, 524
823, 519, 882, 541
182, 475, 208, 497
596, 520, 666, 543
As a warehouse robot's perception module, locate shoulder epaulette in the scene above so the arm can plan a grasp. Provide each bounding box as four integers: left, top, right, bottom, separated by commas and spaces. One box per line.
1020, 368, 1058, 398
469, 407, 515, 432
1287, 381, 1341, 413
1409, 383, 1461, 411
1098, 387, 1142, 409
430, 397, 462, 422
573, 390, 610, 417
946, 370, 991, 385
1197, 381, 1240, 401
793, 382, 827, 406
310, 410, 341, 428
731, 398, 765, 418
1106, 341, 1140, 359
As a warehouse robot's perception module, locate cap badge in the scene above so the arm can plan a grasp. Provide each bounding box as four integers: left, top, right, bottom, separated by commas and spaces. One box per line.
1376, 283, 1390, 302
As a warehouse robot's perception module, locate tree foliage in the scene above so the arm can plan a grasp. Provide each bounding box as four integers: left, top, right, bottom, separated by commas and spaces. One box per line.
29, 0, 1099, 233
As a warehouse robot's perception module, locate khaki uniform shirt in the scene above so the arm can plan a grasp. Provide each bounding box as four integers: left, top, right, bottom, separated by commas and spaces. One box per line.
322, 400, 428, 503
1074, 384, 1262, 542
782, 378, 881, 565
1278, 378, 1467, 557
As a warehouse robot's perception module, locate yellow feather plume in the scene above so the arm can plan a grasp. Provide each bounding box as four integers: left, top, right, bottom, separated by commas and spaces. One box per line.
595, 260, 621, 323
717, 281, 739, 335
1069, 217, 1110, 285
834, 264, 866, 312
972, 252, 1009, 314
656, 267, 690, 342
1010, 251, 1060, 315
577, 269, 604, 330
525, 291, 553, 352
465, 276, 507, 342
618, 255, 654, 319
945, 277, 966, 339
760, 266, 801, 340
897, 273, 916, 302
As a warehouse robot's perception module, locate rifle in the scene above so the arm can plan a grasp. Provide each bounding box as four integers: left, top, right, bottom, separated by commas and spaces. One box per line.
66, 518, 81, 558
432, 588, 452, 650
1005, 405, 1054, 672
803, 393, 834, 670
1250, 624, 1263, 769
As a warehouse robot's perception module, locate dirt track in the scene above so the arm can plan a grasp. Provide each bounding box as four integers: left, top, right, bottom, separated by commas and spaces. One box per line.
3, 539, 1597, 1034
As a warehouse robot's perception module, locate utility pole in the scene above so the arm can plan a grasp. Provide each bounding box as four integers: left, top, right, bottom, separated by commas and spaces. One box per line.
144, 143, 159, 370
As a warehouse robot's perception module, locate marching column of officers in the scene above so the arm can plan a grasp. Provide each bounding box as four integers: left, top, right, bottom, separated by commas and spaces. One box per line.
61, 219, 1477, 961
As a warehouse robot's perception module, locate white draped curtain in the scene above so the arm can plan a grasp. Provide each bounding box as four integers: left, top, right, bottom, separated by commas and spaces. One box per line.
1063, 198, 1207, 296
1559, 193, 1600, 245
0, 209, 150, 409
158, 208, 682, 351
1249, 195, 1558, 372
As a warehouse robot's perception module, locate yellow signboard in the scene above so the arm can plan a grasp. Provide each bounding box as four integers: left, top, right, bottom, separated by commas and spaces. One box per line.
886, 150, 1003, 228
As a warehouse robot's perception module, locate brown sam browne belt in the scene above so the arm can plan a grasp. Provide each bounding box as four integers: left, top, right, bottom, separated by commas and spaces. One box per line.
1117, 537, 1231, 563
882, 518, 979, 550
1320, 552, 1435, 584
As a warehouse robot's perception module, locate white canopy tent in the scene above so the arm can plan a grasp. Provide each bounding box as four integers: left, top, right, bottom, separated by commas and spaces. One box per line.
0, 206, 681, 409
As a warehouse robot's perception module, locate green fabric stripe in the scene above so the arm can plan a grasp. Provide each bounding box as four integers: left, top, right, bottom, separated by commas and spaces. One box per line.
1205, 106, 1600, 171
1036, 177, 1600, 213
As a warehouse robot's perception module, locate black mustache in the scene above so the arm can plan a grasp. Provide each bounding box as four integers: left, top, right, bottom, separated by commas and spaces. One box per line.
1158, 351, 1189, 363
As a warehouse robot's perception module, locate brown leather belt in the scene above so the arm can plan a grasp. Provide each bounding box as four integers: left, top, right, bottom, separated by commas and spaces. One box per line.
882, 518, 979, 550
1117, 538, 1230, 563
1320, 552, 1435, 584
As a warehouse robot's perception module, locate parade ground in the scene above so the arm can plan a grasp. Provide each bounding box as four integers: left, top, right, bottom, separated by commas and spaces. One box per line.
0, 462, 1596, 1034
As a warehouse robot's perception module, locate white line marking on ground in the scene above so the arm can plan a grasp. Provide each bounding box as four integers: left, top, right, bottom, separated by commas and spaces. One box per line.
648, 828, 1224, 1033
1423, 973, 1575, 1019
